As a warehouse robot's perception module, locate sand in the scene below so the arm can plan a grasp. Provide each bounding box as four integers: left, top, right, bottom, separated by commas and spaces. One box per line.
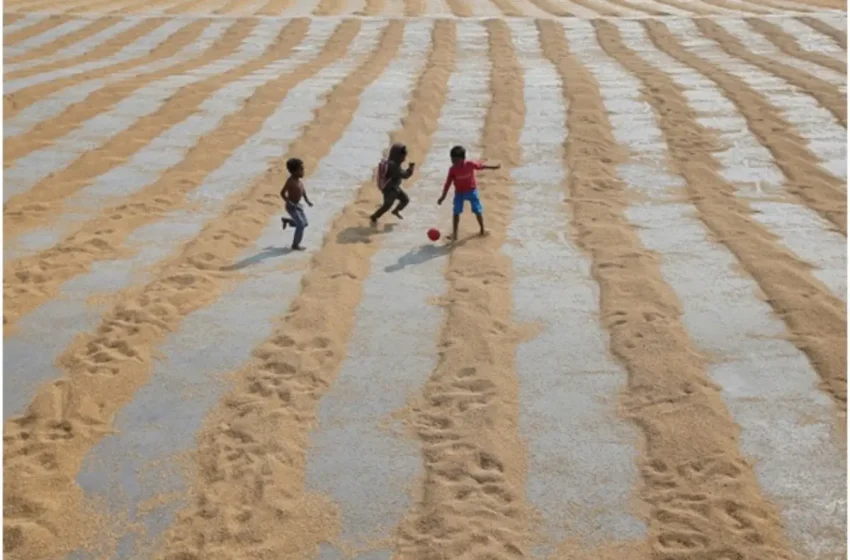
2, 2, 846, 560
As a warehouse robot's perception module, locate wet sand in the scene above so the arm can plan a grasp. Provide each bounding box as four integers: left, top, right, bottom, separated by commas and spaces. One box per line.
3, 5, 847, 560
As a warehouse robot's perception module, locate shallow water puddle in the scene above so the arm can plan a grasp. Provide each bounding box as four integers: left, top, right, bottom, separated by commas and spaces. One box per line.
301, 20, 487, 560
3, 19, 231, 141
507, 20, 646, 558
572, 18, 846, 560
3, 21, 387, 421
614, 18, 846, 301
6, 19, 340, 260
68, 20, 432, 559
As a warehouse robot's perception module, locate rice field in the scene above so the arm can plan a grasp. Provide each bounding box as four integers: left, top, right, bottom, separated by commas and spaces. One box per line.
2, 3, 847, 560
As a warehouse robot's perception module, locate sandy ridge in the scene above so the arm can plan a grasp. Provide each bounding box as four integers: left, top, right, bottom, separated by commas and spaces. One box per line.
257, 0, 296, 15
2, 19, 302, 244
2, 13, 66, 45
4, 16, 166, 81
2, 18, 203, 119
523, 0, 574, 17
2, 19, 244, 166
392, 20, 529, 560
537, 19, 800, 560
403, 0, 426, 16
4, 12, 26, 23
636, 19, 847, 412
747, 17, 846, 74
649, 20, 848, 235
3, 16, 116, 64
150, 20, 456, 559
1, 19, 400, 560
2, 19, 320, 333
443, 0, 473, 17
697, 18, 846, 127
313, 0, 345, 16
798, 15, 847, 49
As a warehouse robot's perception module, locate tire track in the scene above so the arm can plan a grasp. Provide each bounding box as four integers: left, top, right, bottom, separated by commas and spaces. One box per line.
636, 18, 847, 411
696, 18, 846, 127
747, 17, 846, 75
2, 19, 327, 333
5, 16, 164, 81
4, 17, 141, 73
3, 19, 295, 242
798, 15, 847, 49
394, 20, 529, 560
151, 19, 453, 559
3, 18, 204, 119
2, 19, 402, 560
538, 18, 799, 560
645, 20, 847, 235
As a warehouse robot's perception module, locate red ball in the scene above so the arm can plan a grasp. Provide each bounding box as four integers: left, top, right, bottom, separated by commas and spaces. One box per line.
427, 228, 440, 241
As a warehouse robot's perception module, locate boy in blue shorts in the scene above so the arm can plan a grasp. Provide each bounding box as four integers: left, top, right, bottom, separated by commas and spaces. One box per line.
437, 145, 500, 241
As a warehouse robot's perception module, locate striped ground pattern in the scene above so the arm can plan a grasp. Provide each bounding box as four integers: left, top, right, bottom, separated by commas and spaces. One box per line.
2, 7, 847, 560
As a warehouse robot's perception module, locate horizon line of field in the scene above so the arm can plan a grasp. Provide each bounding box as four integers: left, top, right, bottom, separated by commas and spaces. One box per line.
4, 9, 848, 20
1, 14, 840, 560
2, 0, 844, 21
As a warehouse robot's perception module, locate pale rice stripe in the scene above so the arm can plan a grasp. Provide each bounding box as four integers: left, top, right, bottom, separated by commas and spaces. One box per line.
666, 18, 846, 180
572, 18, 846, 560
6, 19, 342, 262
4, 19, 233, 139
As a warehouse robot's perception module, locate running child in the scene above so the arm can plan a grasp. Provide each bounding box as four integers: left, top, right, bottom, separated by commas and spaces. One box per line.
370, 142, 415, 226
437, 145, 500, 240
280, 157, 313, 251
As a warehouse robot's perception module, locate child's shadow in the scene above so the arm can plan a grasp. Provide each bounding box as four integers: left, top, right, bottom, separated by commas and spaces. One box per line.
385, 242, 452, 273
220, 246, 292, 271
336, 223, 396, 244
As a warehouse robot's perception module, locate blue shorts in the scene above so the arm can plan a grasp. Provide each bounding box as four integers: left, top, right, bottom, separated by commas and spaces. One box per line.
453, 189, 483, 215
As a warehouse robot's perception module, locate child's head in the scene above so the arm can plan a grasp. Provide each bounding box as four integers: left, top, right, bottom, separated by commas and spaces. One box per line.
450, 145, 466, 165
388, 142, 408, 163
286, 157, 304, 178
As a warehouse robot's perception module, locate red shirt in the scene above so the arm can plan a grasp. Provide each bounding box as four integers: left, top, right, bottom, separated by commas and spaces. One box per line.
442, 160, 484, 197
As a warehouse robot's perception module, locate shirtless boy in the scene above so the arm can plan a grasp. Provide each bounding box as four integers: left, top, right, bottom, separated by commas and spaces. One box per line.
280, 157, 313, 251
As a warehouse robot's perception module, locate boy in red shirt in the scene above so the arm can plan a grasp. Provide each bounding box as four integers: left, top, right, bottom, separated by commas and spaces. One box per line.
437, 145, 500, 241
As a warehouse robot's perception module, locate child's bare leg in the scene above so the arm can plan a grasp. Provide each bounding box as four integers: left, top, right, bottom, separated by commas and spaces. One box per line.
450, 213, 460, 241
474, 212, 486, 236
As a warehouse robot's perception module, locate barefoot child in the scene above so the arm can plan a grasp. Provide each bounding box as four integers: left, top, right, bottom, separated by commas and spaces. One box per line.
370, 142, 415, 226
437, 145, 500, 240
280, 157, 313, 251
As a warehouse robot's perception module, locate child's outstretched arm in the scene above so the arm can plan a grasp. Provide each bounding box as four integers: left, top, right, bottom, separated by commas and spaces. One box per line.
474, 160, 500, 170
437, 170, 454, 204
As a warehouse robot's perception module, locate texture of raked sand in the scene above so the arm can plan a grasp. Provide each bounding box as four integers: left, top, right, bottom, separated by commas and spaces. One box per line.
3, 6, 847, 560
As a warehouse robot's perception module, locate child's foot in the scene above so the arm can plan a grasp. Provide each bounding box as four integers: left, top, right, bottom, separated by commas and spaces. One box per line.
291, 244, 306, 251
479, 230, 488, 237
281, 217, 290, 230
392, 210, 404, 220
370, 217, 378, 227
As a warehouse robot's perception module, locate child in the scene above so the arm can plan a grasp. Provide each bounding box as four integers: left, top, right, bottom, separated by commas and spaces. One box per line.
370, 142, 415, 226
280, 157, 313, 251
437, 145, 500, 240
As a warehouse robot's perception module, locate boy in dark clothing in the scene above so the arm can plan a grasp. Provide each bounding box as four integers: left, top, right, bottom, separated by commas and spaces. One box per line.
370, 142, 415, 226
280, 157, 313, 251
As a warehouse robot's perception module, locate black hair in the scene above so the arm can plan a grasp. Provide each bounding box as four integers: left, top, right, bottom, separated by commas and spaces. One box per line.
286, 157, 304, 174
450, 145, 466, 160
388, 143, 408, 163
